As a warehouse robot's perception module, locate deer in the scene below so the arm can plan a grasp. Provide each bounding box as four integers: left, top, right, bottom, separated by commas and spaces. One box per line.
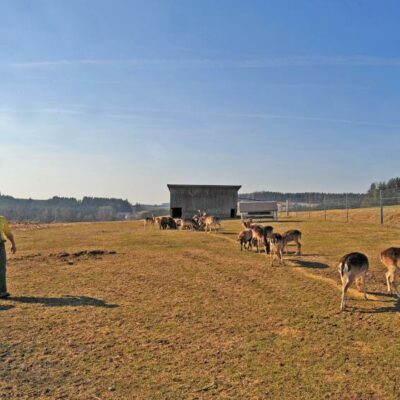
338, 252, 369, 311
380, 247, 400, 297
282, 230, 302, 255
241, 218, 253, 229
144, 215, 156, 227
180, 218, 200, 231
251, 225, 266, 253
159, 216, 177, 230
237, 229, 253, 251
196, 211, 221, 233
269, 233, 284, 266
249, 224, 273, 254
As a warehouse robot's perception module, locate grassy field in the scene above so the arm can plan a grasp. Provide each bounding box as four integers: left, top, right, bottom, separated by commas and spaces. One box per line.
1, 216, 400, 399
294, 204, 400, 226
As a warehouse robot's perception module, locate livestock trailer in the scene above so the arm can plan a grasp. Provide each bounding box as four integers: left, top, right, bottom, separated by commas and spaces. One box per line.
237, 201, 278, 220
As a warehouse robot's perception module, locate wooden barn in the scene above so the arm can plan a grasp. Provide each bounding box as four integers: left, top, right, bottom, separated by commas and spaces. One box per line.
167, 184, 242, 219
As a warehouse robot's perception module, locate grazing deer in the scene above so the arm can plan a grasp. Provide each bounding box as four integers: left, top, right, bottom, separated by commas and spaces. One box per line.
269, 233, 284, 266
180, 218, 200, 231
143, 215, 155, 228
249, 224, 273, 254
338, 252, 368, 311
282, 230, 302, 255
237, 229, 253, 251
380, 247, 400, 297
159, 216, 177, 230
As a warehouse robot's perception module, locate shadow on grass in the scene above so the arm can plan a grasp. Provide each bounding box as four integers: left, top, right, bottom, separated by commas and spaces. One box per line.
273, 220, 304, 223
0, 304, 15, 311
290, 259, 329, 269
300, 253, 329, 257
368, 291, 400, 298
8, 295, 118, 308
357, 298, 400, 313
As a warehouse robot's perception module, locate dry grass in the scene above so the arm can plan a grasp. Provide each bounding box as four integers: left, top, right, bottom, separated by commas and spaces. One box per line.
294, 204, 400, 226
1, 216, 400, 399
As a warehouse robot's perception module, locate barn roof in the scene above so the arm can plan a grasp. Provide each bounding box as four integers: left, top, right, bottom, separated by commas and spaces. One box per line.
167, 184, 241, 191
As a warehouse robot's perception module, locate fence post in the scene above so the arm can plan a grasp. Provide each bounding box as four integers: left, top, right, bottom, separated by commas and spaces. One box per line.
346, 193, 349, 223
380, 190, 384, 225
324, 196, 327, 221
286, 199, 289, 217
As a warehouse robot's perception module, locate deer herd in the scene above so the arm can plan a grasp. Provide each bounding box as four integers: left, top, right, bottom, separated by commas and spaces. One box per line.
143, 213, 400, 312
144, 211, 221, 233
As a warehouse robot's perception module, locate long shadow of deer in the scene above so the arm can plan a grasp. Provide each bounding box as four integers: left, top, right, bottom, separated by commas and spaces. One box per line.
8, 295, 118, 308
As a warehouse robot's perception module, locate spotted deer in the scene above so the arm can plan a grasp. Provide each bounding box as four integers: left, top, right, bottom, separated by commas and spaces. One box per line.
380, 247, 400, 297
338, 252, 368, 311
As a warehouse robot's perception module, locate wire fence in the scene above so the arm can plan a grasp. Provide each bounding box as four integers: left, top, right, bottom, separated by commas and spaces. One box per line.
278, 189, 400, 226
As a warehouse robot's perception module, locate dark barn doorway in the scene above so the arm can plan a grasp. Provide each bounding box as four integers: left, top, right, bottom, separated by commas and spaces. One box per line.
171, 208, 182, 218
230, 208, 236, 218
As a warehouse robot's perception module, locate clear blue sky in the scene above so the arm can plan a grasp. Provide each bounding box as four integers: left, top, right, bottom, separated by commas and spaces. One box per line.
1, 0, 399, 203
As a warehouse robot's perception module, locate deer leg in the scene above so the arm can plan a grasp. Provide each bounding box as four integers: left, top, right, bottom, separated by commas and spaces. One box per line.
361, 272, 368, 300
280, 248, 284, 265
386, 271, 393, 294
341, 276, 352, 311
265, 240, 270, 255
392, 271, 400, 297
297, 241, 302, 256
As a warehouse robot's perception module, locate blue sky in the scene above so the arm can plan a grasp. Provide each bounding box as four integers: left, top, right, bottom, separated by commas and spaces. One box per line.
1, 0, 399, 203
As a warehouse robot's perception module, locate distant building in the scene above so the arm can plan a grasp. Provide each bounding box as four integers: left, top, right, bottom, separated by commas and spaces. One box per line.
167, 184, 242, 219
237, 201, 278, 220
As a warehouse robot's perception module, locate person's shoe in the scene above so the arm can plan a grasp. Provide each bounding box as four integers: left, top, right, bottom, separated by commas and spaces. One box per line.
0, 292, 10, 299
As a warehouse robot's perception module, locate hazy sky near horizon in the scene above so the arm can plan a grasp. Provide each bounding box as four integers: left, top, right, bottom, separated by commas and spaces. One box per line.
1, 0, 400, 203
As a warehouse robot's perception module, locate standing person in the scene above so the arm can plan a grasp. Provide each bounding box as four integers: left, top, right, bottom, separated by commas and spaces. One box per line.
0, 216, 17, 298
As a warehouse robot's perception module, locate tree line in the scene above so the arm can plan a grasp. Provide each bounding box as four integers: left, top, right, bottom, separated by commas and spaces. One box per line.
2, 177, 399, 222
240, 176, 400, 209
0, 195, 133, 223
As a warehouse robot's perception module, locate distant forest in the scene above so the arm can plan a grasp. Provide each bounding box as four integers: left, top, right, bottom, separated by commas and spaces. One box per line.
0, 195, 133, 223
241, 176, 400, 209
1, 177, 399, 222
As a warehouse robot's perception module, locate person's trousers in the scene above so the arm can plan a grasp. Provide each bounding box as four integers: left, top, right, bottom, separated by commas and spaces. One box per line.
0, 242, 7, 293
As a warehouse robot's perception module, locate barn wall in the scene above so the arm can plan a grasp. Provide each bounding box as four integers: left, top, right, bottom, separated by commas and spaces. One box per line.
169, 187, 239, 218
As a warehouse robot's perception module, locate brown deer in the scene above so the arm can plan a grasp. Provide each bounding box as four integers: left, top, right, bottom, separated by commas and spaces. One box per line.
249, 224, 273, 254
143, 216, 155, 228
201, 214, 221, 233
159, 216, 177, 230
338, 252, 368, 311
282, 230, 302, 255
269, 233, 284, 266
380, 247, 400, 297
180, 218, 200, 231
237, 229, 253, 251
241, 218, 253, 229
251, 225, 266, 253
